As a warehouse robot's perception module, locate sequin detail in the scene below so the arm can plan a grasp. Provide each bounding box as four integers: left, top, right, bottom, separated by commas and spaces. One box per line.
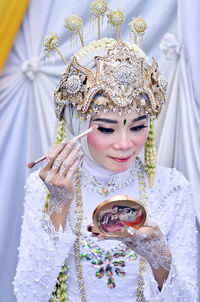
96, 267, 105, 278
115, 268, 126, 277
125, 250, 137, 261
80, 241, 137, 288
101, 187, 109, 196
92, 259, 104, 267
107, 277, 115, 288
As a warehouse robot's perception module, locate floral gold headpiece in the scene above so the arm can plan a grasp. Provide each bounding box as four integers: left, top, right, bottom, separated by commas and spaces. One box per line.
43, 1, 167, 121
54, 39, 167, 120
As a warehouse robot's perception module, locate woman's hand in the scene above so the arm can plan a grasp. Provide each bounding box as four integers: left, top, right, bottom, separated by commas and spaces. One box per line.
97, 221, 172, 272
39, 141, 81, 215
122, 222, 172, 271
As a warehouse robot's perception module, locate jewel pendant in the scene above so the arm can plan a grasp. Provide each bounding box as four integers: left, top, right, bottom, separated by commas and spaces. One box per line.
101, 186, 109, 196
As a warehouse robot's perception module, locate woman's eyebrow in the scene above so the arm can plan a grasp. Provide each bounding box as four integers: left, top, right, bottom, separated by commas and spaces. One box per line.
132, 115, 147, 122
92, 118, 118, 124
92, 115, 147, 124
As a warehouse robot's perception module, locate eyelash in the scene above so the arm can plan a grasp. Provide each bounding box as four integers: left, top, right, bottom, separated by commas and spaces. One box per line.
97, 125, 147, 134
131, 125, 148, 132
98, 127, 114, 133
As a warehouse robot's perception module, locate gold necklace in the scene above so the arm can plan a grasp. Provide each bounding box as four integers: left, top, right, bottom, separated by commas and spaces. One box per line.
74, 157, 148, 302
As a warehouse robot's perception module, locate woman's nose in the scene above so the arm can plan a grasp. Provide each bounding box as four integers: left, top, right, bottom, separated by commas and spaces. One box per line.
112, 134, 134, 150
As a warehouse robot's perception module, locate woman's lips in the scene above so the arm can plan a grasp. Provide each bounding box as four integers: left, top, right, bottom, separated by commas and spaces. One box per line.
110, 156, 131, 162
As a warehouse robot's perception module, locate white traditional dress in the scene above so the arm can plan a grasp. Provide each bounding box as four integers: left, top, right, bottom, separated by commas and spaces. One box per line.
14, 157, 198, 302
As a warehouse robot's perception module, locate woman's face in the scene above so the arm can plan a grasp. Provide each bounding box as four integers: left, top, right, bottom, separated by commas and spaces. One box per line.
87, 110, 148, 172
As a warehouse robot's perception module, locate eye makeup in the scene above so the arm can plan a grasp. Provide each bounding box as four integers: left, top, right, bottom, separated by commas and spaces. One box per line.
97, 126, 114, 133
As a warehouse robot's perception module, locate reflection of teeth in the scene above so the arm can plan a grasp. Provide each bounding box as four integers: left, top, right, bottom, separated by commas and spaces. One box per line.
119, 213, 136, 221
120, 214, 127, 220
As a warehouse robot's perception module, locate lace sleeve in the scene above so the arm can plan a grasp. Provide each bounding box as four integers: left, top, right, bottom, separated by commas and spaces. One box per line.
143, 177, 198, 302
13, 171, 76, 302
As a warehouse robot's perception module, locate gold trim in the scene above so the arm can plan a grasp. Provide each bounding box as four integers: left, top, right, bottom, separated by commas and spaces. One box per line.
74, 168, 87, 302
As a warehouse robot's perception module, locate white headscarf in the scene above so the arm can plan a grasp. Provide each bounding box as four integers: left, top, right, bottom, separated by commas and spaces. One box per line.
62, 40, 150, 165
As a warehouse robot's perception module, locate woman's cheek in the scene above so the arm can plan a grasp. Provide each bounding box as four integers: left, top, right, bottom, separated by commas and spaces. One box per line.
134, 130, 148, 148
87, 132, 111, 150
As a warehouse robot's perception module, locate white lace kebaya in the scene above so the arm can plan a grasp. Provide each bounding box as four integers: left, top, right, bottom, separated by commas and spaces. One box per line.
14, 157, 198, 302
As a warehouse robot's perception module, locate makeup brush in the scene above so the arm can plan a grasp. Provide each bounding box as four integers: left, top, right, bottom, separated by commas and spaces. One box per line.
27, 125, 98, 169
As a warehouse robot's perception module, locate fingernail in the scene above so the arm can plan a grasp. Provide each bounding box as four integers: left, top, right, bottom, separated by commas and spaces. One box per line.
127, 227, 136, 236
65, 140, 75, 147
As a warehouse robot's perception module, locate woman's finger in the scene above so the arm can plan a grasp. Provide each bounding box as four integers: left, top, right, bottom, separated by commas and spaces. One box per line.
59, 145, 81, 176
46, 141, 75, 176
65, 156, 81, 181
55, 141, 76, 163
42, 142, 67, 171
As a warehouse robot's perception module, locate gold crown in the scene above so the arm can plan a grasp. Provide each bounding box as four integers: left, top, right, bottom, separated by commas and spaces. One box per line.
43, 1, 167, 121
54, 40, 167, 120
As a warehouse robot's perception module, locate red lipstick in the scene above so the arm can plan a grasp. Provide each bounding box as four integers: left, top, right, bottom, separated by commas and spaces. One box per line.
110, 156, 131, 162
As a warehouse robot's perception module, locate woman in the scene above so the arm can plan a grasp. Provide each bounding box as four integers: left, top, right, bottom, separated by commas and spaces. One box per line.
14, 37, 197, 301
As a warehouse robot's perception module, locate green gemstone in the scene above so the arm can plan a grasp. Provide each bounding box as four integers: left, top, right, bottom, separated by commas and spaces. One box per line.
113, 251, 126, 258
80, 253, 92, 261
96, 267, 105, 279
107, 277, 115, 289
91, 259, 103, 267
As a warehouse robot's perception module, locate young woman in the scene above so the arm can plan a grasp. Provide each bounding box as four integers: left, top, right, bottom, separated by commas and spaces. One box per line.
14, 38, 197, 301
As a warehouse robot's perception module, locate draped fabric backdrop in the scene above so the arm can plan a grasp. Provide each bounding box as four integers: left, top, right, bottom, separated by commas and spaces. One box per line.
0, 0, 199, 301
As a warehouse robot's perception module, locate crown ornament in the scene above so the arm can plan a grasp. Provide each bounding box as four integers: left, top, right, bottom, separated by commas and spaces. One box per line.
129, 17, 147, 48
43, 1, 167, 121
54, 39, 167, 120
107, 9, 125, 41
90, 0, 108, 39
64, 14, 84, 47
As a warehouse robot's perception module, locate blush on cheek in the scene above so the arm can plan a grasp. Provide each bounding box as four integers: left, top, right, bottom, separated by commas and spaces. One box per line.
134, 131, 148, 148
87, 132, 110, 150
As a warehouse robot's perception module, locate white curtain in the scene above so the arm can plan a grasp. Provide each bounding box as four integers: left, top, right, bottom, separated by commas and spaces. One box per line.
157, 0, 200, 222
0, 0, 182, 301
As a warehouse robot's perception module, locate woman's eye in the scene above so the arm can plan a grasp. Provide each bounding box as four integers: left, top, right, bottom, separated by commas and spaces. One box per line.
97, 126, 115, 133
130, 125, 147, 132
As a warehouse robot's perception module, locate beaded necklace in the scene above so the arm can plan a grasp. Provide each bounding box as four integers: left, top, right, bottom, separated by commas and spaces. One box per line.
79, 160, 138, 197
73, 158, 148, 302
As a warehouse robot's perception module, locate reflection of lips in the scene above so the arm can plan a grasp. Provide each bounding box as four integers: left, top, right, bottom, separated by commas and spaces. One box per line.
100, 209, 144, 233
122, 214, 144, 229
101, 220, 125, 233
